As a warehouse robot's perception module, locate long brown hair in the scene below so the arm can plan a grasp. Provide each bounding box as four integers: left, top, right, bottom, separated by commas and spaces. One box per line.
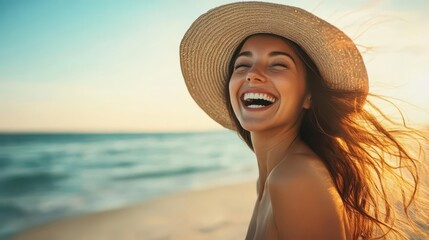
224, 33, 429, 239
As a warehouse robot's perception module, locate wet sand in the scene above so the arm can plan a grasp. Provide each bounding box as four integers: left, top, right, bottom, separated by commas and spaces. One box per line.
11, 181, 256, 240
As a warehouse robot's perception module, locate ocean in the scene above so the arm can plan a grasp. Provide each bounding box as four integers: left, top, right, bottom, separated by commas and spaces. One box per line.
0, 131, 256, 239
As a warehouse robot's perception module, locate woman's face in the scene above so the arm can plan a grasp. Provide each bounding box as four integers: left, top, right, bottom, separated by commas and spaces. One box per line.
229, 34, 311, 132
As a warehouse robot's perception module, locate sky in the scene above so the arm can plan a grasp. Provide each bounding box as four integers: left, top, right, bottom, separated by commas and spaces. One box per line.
0, 0, 428, 132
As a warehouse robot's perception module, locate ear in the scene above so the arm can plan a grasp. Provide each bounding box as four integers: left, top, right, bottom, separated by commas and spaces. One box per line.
302, 93, 312, 110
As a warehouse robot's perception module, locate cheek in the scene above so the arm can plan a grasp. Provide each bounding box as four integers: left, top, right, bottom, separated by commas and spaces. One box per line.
228, 79, 241, 112
228, 78, 238, 100
276, 76, 307, 107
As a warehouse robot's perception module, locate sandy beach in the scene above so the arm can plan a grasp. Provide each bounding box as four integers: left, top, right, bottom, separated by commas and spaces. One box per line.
11, 181, 256, 240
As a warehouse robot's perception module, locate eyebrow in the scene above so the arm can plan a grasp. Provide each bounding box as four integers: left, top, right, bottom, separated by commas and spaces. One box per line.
236, 51, 296, 64
269, 51, 296, 64
237, 51, 252, 58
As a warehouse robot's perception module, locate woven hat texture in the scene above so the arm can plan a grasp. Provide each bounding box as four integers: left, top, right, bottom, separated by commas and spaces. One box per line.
180, 1, 368, 129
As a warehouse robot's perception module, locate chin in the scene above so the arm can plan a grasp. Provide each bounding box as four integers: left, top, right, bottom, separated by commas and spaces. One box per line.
239, 121, 273, 133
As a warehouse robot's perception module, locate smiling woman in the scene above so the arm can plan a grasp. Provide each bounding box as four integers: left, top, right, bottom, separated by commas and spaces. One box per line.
180, 1, 428, 240
229, 34, 311, 133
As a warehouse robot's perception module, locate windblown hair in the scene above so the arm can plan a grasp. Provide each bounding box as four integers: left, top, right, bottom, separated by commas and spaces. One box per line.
224, 33, 429, 239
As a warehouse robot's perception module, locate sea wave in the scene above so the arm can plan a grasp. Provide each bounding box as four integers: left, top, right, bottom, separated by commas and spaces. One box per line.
0, 131, 255, 239
113, 165, 224, 180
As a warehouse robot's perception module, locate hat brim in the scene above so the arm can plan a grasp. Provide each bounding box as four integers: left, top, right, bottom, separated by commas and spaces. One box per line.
180, 1, 368, 130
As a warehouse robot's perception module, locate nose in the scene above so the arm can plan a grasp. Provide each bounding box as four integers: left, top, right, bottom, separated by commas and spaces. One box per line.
246, 67, 265, 83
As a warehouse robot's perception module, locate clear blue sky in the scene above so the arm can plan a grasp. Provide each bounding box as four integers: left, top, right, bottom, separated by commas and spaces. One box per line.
1, 0, 428, 132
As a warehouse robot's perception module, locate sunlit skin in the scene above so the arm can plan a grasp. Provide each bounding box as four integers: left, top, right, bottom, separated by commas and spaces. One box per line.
229, 34, 350, 240
229, 35, 311, 133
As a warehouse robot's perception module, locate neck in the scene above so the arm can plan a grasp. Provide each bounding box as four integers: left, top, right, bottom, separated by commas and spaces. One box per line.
251, 126, 300, 184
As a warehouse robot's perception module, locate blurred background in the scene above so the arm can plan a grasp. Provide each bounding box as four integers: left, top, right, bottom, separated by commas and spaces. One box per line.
1, 0, 428, 239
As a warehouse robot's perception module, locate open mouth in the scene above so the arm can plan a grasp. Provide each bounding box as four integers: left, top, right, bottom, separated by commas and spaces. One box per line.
241, 92, 277, 109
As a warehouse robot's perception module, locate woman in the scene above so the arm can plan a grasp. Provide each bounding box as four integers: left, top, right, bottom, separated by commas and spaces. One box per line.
180, 2, 428, 239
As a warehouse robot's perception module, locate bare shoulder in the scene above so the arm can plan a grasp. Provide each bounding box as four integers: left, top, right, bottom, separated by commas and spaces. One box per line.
267, 150, 347, 239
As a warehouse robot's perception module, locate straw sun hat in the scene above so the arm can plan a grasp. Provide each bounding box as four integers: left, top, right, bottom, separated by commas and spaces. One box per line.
180, 1, 368, 130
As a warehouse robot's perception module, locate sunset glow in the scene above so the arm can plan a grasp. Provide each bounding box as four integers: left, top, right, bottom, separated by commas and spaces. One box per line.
1, 0, 428, 132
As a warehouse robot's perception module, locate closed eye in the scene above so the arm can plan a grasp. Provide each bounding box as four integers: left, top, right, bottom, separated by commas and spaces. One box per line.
234, 64, 251, 70
271, 63, 288, 69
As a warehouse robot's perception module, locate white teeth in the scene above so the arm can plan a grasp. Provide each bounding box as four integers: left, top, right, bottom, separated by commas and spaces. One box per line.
248, 105, 265, 109
243, 92, 276, 103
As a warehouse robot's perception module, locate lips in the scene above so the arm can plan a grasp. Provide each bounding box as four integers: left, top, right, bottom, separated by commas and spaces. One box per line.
241, 92, 277, 109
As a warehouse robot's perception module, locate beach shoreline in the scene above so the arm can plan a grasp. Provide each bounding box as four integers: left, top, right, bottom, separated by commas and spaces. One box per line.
11, 181, 256, 240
